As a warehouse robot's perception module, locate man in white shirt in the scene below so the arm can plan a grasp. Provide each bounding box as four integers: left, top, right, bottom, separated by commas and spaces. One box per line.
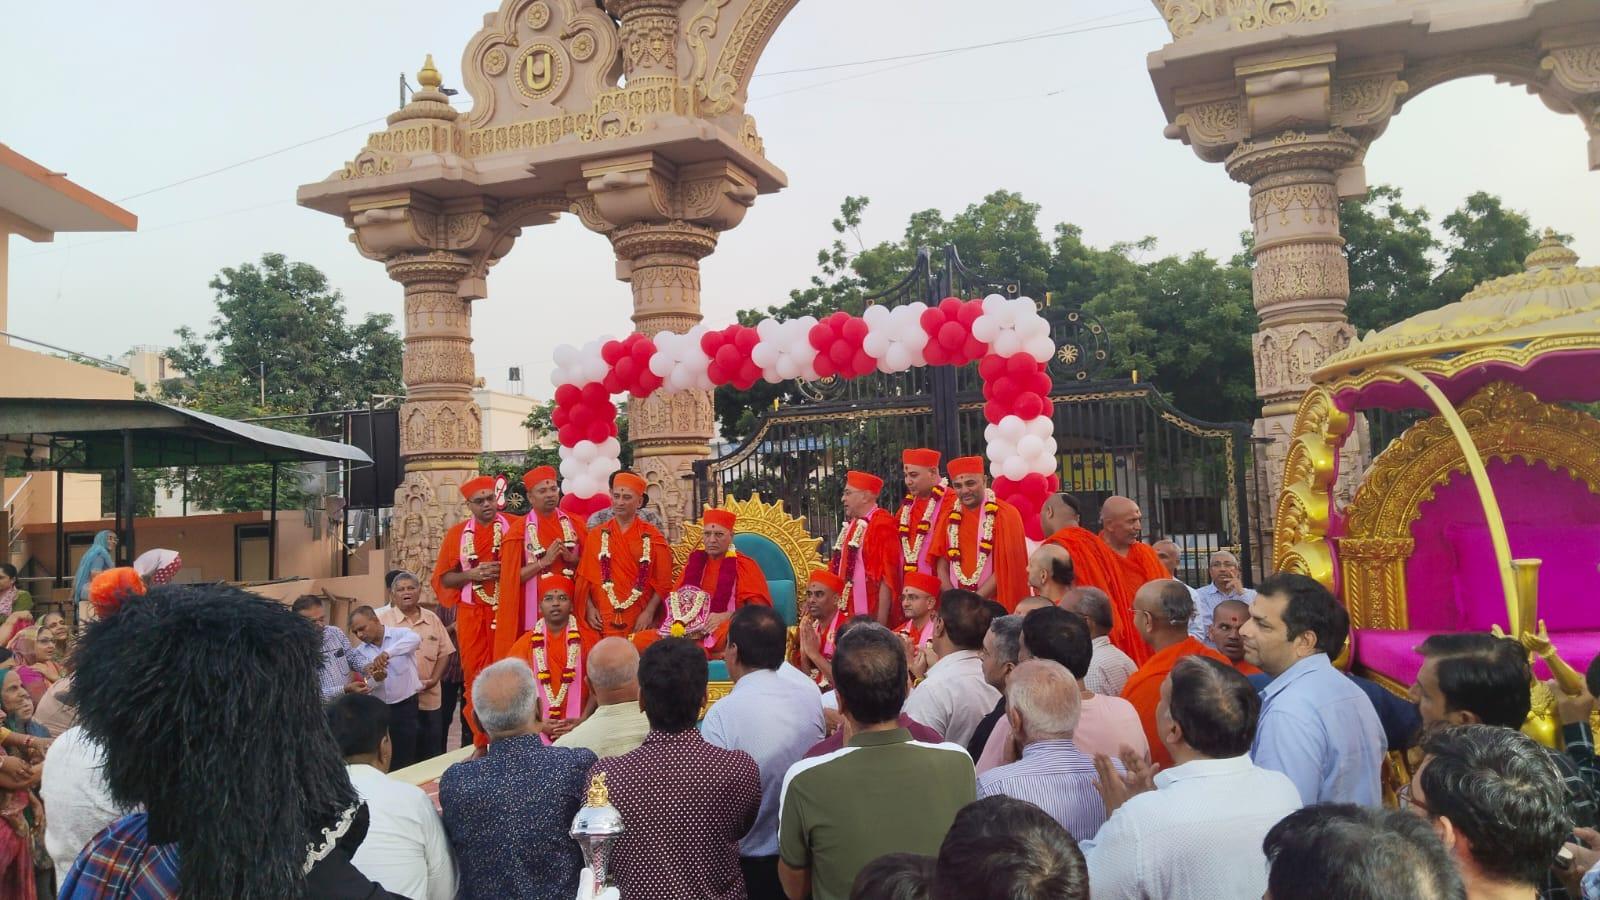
1083, 655, 1301, 900
348, 604, 424, 770
42, 724, 126, 876
903, 590, 1001, 748
1067, 586, 1137, 697
703, 605, 827, 900
327, 692, 457, 900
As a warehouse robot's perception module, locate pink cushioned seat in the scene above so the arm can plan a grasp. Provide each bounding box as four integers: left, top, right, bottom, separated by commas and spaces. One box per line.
1355, 628, 1600, 686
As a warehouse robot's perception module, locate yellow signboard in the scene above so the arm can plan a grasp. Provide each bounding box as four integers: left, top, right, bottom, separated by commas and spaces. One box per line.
1060, 453, 1116, 493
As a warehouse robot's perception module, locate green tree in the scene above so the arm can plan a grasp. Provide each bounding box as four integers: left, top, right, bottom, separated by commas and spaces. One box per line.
1431, 191, 1546, 303
164, 253, 403, 512
1340, 185, 1441, 335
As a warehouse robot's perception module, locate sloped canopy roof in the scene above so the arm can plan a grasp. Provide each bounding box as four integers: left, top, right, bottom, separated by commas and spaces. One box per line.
0, 399, 371, 469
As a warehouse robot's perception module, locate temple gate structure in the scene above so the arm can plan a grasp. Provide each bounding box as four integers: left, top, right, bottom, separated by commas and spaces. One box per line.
1145, 0, 1600, 559
299, 0, 797, 591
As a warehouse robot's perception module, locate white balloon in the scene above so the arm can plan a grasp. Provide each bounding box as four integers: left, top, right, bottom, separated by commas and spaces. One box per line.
971, 316, 998, 343
569, 474, 597, 498
1025, 335, 1055, 364
998, 415, 1027, 443
573, 440, 598, 463
884, 345, 910, 372
559, 458, 581, 479
557, 444, 574, 460
986, 441, 1010, 464
1025, 418, 1053, 439
600, 437, 620, 457
984, 423, 1000, 444
1002, 456, 1028, 481
1017, 435, 1044, 461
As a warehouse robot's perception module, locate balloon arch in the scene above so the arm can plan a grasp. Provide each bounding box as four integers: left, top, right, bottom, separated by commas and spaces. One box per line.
549, 295, 1062, 539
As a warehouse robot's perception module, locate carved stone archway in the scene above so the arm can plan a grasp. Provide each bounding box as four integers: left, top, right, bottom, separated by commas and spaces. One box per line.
298, 0, 799, 594
1145, 0, 1600, 559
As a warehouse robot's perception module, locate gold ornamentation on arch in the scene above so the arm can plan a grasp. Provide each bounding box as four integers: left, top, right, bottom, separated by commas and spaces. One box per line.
1338, 383, 1600, 632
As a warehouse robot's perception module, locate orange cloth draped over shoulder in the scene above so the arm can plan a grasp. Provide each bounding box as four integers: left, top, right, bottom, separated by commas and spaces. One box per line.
1043, 526, 1139, 662
576, 517, 673, 640
859, 508, 904, 626
1103, 537, 1170, 667
1121, 637, 1230, 768
927, 497, 1031, 612
506, 622, 598, 712
523, 509, 589, 580
433, 512, 524, 747
634, 551, 771, 655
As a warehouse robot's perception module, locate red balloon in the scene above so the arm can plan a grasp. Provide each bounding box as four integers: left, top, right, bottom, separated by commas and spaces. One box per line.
814, 357, 836, 378
614, 358, 636, 381
700, 331, 724, 356
828, 341, 852, 365
961, 336, 987, 361
584, 421, 610, 443
715, 345, 741, 369
937, 321, 965, 349
957, 300, 984, 325
851, 350, 873, 375
554, 383, 580, 406
939, 297, 963, 316
1014, 393, 1044, 420
993, 476, 1018, 494
1030, 372, 1052, 396
808, 322, 833, 351
920, 307, 943, 331
1046, 474, 1060, 492
1039, 398, 1054, 419
557, 424, 580, 445
1006, 354, 1036, 376
734, 328, 760, 352
979, 355, 1006, 380
570, 403, 593, 427
983, 403, 1004, 425
991, 376, 1016, 401
842, 317, 869, 341
601, 340, 625, 365
1021, 473, 1047, 494
580, 381, 607, 403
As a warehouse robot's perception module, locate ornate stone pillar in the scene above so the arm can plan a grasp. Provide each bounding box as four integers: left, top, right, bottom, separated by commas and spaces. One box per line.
385, 251, 482, 596
1226, 130, 1363, 553
610, 220, 718, 538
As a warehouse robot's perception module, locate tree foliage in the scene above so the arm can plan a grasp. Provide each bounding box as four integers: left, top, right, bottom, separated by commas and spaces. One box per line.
713, 186, 1559, 442
163, 254, 403, 512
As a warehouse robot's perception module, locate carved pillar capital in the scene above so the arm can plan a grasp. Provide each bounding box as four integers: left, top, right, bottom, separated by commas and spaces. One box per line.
578, 153, 759, 233
605, 0, 683, 86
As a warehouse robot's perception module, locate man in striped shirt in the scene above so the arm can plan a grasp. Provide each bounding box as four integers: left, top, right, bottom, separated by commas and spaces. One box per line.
976, 658, 1121, 841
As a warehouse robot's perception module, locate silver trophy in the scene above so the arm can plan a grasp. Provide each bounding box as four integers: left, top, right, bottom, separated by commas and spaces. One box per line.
570, 771, 624, 896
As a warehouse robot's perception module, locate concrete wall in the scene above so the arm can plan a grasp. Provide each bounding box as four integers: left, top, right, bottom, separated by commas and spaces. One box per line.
5, 472, 104, 527
19, 510, 373, 587
0, 343, 134, 400
473, 388, 536, 453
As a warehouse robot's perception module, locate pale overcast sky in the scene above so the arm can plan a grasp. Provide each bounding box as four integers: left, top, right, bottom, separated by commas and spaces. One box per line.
5, 1, 1596, 398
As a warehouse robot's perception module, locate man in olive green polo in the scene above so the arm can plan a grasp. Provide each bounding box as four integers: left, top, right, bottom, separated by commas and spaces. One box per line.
777, 623, 975, 900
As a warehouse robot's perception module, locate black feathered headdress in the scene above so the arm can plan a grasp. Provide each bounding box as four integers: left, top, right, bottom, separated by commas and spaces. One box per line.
72, 582, 358, 898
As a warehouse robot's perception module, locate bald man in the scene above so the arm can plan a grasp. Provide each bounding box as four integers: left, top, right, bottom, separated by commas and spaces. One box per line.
1208, 598, 1261, 675
1152, 537, 1202, 612
1099, 497, 1167, 665
1027, 543, 1075, 606
553, 637, 650, 758
1037, 493, 1139, 662
1189, 550, 1256, 646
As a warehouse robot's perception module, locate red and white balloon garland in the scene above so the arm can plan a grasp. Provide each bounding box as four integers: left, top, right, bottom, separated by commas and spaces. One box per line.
550, 295, 1060, 537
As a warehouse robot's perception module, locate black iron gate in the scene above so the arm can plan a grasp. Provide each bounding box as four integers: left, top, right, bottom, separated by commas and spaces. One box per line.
692, 247, 1254, 585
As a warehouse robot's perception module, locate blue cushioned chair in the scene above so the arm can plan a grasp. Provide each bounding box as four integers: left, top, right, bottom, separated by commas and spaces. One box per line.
670, 495, 822, 693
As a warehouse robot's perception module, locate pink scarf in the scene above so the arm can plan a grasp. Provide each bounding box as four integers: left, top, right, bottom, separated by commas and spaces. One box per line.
530, 619, 584, 745
680, 550, 739, 614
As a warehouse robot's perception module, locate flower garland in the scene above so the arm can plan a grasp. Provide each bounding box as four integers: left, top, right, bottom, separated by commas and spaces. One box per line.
897, 481, 948, 574
664, 588, 710, 637
945, 491, 999, 589
829, 517, 868, 613
598, 527, 652, 628
460, 515, 506, 608
530, 618, 582, 720
525, 509, 579, 578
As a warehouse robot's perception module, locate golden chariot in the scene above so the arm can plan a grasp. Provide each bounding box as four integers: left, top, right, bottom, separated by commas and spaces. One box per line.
1276, 233, 1600, 745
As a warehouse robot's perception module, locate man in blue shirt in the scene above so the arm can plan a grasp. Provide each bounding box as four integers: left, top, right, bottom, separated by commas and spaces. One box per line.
1240, 573, 1384, 806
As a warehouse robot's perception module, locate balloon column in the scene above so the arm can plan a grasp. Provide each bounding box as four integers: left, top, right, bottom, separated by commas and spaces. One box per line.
550, 296, 1059, 536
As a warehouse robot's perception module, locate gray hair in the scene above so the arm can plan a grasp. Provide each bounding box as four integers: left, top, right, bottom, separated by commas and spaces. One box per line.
988, 615, 1024, 666
1155, 580, 1196, 627
1075, 587, 1114, 632
1209, 550, 1239, 566
1006, 658, 1081, 740
471, 658, 539, 737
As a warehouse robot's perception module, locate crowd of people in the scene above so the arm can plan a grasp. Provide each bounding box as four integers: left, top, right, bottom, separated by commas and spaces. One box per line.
5, 447, 1600, 899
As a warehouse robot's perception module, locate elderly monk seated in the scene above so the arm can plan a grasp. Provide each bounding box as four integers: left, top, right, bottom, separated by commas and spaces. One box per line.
632, 508, 771, 658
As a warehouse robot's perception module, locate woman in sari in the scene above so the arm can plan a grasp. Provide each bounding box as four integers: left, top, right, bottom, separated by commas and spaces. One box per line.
14, 628, 62, 706
0, 668, 47, 900
70, 531, 116, 609
0, 565, 33, 618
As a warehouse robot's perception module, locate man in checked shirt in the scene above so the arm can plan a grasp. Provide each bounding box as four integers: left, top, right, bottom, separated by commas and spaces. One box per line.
1411, 633, 1599, 899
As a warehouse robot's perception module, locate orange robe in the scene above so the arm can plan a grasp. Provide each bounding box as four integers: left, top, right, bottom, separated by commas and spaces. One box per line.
927, 497, 1031, 612
507, 621, 599, 739
433, 514, 524, 746
833, 508, 902, 626
1044, 526, 1139, 662
1103, 536, 1171, 667
1121, 637, 1230, 768
520, 508, 589, 631
790, 607, 843, 688
576, 517, 672, 640
895, 489, 958, 577
633, 551, 771, 656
